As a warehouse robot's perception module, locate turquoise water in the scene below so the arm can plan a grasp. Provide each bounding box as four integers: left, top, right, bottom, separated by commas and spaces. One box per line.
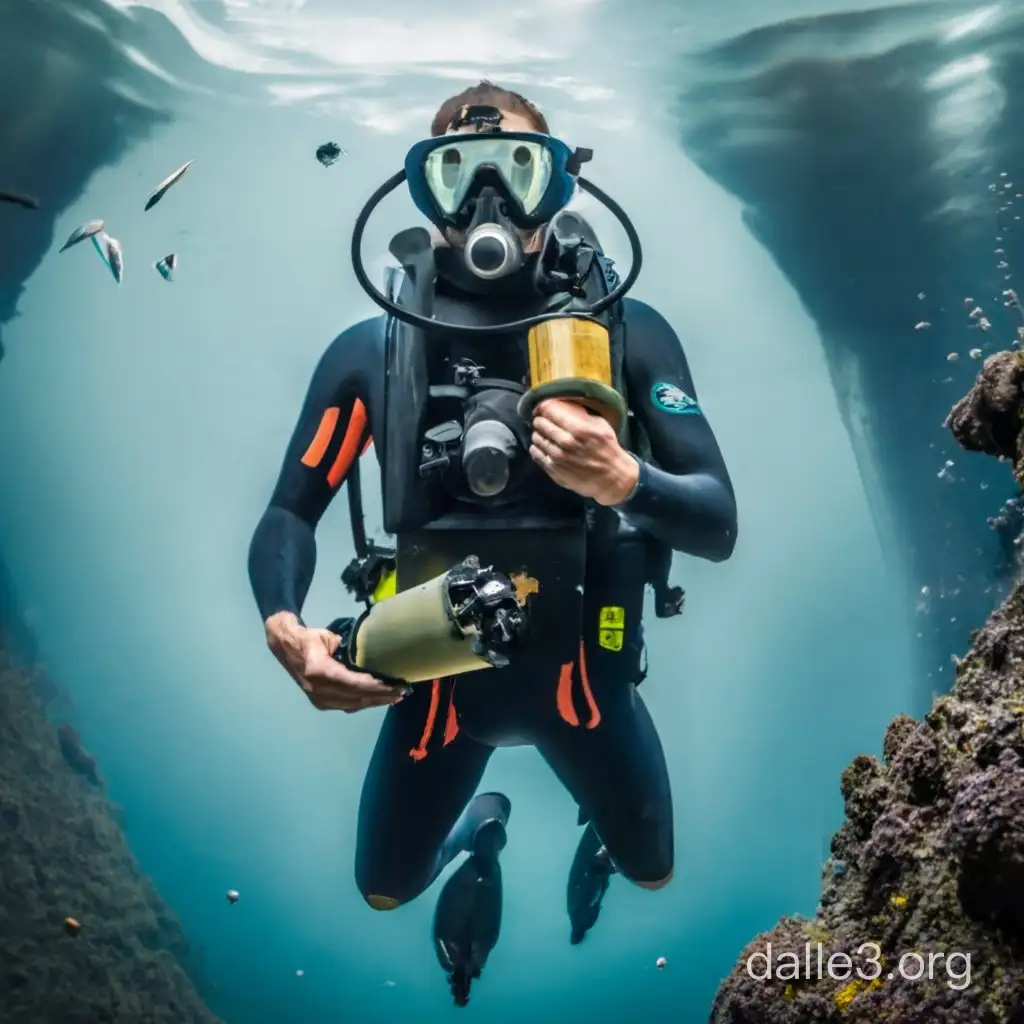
8, 0, 1013, 1019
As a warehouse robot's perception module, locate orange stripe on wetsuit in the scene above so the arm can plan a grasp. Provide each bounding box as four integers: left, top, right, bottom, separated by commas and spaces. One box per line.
300, 399, 369, 487
409, 679, 460, 761
557, 640, 601, 729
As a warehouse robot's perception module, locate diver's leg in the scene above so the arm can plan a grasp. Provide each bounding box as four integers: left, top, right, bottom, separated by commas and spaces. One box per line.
354, 681, 496, 909
354, 681, 510, 1006
539, 689, 673, 943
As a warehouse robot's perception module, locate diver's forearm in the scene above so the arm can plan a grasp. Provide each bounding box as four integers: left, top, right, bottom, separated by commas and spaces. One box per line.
620, 463, 737, 561
248, 506, 318, 621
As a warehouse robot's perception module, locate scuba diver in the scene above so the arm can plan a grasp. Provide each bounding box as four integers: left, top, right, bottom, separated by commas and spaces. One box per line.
248, 82, 738, 1006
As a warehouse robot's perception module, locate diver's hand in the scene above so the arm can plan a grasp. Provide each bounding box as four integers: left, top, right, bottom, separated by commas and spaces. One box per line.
264, 611, 407, 713
530, 399, 639, 506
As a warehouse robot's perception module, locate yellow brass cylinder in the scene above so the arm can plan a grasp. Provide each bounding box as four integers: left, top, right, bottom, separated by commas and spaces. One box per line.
528, 318, 613, 390
523, 318, 628, 437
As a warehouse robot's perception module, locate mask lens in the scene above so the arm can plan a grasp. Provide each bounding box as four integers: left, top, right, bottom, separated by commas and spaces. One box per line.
440, 147, 462, 187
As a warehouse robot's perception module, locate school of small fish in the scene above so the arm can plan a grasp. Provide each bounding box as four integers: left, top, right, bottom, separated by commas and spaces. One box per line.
4, 140, 350, 292
3, 134, 361, 295
28, 160, 196, 287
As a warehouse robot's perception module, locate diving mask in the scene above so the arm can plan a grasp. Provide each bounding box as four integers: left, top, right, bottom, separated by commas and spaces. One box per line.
404, 130, 588, 233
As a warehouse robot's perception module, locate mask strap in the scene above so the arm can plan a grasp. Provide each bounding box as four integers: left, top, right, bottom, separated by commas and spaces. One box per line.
448, 105, 504, 133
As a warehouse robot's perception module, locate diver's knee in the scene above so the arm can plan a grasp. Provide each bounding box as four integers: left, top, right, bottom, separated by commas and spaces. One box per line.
363, 892, 403, 911
632, 867, 674, 891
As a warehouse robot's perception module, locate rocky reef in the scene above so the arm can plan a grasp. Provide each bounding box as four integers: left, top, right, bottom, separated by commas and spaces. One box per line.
0, 628, 224, 1023
710, 352, 1024, 1023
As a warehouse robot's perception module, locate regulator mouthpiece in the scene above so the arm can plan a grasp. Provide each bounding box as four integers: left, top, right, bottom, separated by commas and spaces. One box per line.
464, 223, 522, 280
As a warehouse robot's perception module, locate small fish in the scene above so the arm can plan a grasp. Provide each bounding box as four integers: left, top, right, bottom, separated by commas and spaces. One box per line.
106, 236, 124, 283
295, 969, 305, 978
914, 321, 930, 331
383, 980, 396, 988
144, 160, 193, 211
91, 232, 123, 284
226, 889, 239, 904
947, 352, 959, 361
969, 348, 983, 360
316, 141, 345, 167
0, 189, 39, 209
155, 253, 178, 281
59, 219, 104, 252
656, 956, 667, 969
64, 917, 82, 937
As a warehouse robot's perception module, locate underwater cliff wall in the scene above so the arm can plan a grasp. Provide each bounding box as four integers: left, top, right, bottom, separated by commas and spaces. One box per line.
0, 2, 225, 1020
676, 1, 1024, 703
0, 618, 225, 1024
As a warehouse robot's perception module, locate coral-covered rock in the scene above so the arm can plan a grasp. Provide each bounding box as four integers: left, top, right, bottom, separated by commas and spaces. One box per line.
947, 350, 1024, 485
711, 361, 1024, 1023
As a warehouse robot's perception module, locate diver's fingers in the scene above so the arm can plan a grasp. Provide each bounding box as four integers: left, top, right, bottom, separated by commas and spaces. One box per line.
308, 692, 398, 713
532, 415, 577, 451
342, 696, 398, 714
532, 432, 586, 470
303, 653, 394, 692
529, 444, 575, 487
535, 398, 595, 432
310, 627, 341, 657
531, 433, 552, 458
530, 442, 555, 472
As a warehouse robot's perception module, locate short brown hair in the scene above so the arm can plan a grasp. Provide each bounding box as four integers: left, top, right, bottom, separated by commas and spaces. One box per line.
430, 80, 550, 137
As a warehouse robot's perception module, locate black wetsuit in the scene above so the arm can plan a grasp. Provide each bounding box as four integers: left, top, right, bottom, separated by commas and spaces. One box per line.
248, 295, 737, 931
